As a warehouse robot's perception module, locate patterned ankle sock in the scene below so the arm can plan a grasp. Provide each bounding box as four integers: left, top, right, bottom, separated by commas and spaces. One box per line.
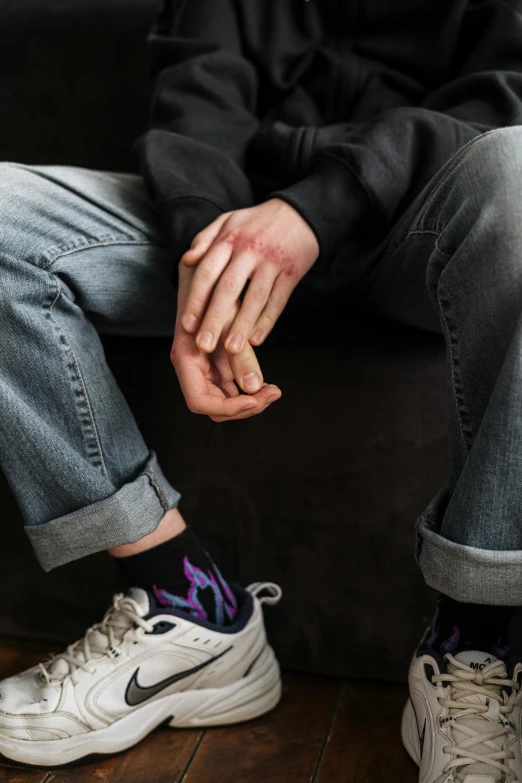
426, 594, 514, 659
113, 526, 238, 626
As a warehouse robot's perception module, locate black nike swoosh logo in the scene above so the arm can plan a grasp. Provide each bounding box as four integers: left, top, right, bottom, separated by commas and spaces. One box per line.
125, 645, 233, 707
410, 700, 427, 760
419, 718, 426, 759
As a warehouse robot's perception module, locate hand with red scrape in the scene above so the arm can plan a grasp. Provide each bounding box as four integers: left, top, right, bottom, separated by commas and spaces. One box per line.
179, 198, 320, 395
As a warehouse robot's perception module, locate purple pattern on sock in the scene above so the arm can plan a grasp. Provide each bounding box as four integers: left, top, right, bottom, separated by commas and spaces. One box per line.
440, 624, 461, 655
491, 640, 509, 660
207, 553, 238, 616
426, 601, 441, 649
153, 556, 237, 625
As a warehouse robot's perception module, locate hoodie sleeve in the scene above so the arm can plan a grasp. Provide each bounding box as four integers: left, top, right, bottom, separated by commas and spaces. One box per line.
137, 0, 259, 275
268, 0, 522, 274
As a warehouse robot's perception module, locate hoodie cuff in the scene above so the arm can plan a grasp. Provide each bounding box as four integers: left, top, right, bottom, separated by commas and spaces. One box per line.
267, 155, 370, 276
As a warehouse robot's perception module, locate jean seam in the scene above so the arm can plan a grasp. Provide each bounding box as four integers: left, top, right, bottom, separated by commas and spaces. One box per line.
404, 228, 471, 461
42, 239, 161, 270
143, 468, 169, 512
435, 247, 469, 456
414, 512, 425, 562
46, 274, 110, 481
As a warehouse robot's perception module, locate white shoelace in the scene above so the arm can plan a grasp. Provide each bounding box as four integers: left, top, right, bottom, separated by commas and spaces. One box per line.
433, 656, 519, 781
38, 593, 154, 686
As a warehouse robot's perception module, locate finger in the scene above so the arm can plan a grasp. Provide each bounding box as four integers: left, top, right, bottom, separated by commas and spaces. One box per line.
223, 264, 278, 354
180, 212, 231, 267
180, 240, 233, 336
248, 274, 294, 346
177, 354, 258, 417
195, 252, 257, 354
213, 338, 274, 404
211, 346, 240, 397
171, 333, 250, 415
226, 333, 266, 394
194, 393, 259, 418
174, 334, 266, 417
221, 380, 240, 398
210, 383, 282, 422
219, 305, 270, 397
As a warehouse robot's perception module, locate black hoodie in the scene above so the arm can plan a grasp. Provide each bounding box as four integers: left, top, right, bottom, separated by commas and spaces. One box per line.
138, 0, 522, 285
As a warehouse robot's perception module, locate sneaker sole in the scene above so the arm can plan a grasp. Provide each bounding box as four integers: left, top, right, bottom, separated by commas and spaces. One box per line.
0, 644, 281, 767
400, 698, 421, 767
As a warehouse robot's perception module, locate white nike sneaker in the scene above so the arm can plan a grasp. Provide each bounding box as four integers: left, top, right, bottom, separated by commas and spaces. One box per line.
0, 581, 282, 767
402, 632, 522, 782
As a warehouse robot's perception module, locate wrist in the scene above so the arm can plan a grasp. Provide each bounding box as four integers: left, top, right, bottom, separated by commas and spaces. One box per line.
269, 197, 320, 260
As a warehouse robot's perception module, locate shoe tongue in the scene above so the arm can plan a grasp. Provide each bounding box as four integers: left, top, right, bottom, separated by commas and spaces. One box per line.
453, 650, 498, 669
126, 587, 151, 616
47, 589, 150, 678
446, 651, 506, 783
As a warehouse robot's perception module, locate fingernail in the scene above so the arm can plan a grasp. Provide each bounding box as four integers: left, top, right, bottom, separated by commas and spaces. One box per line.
266, 396, 279, 406
251, 328, 264, 343
197, 331, 214, 350
243, 372, 261, 392
227, 333, 243, 352
183, 314, 198, 332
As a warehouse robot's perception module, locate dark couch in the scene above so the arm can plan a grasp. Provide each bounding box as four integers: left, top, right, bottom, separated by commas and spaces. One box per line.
0, 0, 452, 683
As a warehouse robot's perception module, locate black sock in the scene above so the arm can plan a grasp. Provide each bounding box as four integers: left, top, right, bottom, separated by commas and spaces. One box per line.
113, 527, 238, 627
426, 594, 514, 659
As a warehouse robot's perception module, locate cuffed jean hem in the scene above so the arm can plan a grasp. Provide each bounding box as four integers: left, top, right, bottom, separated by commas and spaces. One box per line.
24, 452, 181, 572
416, 485, 522, 606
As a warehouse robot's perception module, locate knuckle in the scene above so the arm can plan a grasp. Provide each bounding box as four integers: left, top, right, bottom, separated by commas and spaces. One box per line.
271, 292, 287, 310
187, 293, 206, 312
233, 314, 252, 331
259, 312, 275, 326
191, 301, 207, 315
251, 285, 267, 303
221, 228, 240, 246
221, 274, 238, 294
198, 265, 215, 283
203, 313, 222, 332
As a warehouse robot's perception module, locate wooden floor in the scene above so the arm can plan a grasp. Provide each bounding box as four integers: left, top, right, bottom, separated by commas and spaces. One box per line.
0, 641, 418, 783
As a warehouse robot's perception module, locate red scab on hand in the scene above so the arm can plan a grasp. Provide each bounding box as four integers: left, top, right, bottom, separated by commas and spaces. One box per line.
255, 240, 292, 272
223, 229, 297, 277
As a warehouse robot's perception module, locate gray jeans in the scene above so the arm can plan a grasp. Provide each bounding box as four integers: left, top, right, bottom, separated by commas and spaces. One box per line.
0, 127, 521, 605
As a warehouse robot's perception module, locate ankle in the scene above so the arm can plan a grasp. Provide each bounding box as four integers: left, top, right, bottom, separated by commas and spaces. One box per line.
111, 523, 238, 626
108, 507, 187, 558
427, 595, 514, 659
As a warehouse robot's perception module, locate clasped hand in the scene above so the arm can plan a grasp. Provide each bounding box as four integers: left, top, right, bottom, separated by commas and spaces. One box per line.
170, 198, 319, 422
